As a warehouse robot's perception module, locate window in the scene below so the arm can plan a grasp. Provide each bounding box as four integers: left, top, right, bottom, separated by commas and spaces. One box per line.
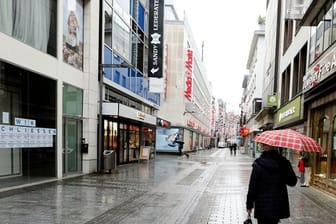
332, 2, 336, 43
0, 61, 57, 182
309, 3, 335, 64
323, 4, 333, 51
113, 13, 131, 61
0, 0, 57, 56
104, 2, 113, 48
309, 25, 317, 64
316, 117, 329, 177
292, 43, 307, 96
280, 65, 291, 105
332, 116, 336, 179
138, 3, 145, 31
283, 19, 293, 53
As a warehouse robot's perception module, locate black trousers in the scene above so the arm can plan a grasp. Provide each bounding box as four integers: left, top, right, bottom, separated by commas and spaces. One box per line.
257, 219, 279, 224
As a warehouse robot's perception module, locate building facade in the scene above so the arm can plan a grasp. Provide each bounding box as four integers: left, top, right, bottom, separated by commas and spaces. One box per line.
300, 0, 336, 195
242, 27, 265, 157
155, 3, 212, 153
0, 0, 100, 190
100, 0, 162, 168
254, 0, 281, 131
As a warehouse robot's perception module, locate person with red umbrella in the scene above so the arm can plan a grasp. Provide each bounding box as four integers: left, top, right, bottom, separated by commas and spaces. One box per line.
246, 143, 298, 224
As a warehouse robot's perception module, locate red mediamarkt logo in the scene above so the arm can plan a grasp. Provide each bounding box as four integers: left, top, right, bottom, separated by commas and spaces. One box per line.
184, 49, 193, 101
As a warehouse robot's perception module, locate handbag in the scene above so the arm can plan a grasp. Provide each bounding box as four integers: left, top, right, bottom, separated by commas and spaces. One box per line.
243, 213, 252, 224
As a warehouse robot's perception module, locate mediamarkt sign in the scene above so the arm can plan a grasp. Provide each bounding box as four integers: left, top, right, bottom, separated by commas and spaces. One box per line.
184, 48, 193, 101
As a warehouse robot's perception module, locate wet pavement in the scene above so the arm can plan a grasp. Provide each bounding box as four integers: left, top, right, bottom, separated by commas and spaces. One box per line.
0, 148, 336, 224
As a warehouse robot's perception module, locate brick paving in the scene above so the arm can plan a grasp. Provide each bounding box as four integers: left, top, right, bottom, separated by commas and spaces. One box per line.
0, 149, 335, 224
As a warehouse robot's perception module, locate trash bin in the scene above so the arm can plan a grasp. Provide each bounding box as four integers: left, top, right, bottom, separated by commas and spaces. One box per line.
103, 149, 115, 172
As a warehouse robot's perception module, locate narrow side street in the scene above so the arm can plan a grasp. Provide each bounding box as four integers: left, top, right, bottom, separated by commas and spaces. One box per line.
0, 149, 336, 224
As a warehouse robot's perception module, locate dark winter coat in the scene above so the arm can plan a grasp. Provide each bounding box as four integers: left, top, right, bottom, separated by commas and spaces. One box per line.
246, 150, 297, 220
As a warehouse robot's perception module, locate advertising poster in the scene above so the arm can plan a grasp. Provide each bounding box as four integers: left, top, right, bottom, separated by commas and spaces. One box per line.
63, 0, 84, 70
155, 127, 181, 152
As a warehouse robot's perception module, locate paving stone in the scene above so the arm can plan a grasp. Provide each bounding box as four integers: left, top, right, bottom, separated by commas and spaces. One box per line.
0, 149, 336, 223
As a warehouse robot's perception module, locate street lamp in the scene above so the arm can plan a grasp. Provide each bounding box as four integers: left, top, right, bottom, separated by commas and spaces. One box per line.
97, 62, 131, 173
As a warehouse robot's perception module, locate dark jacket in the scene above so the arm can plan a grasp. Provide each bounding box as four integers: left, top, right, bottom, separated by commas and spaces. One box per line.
246, 150, 297, 220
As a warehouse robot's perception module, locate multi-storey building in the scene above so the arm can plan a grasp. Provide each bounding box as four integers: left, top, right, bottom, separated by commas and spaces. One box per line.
99, 0, 162, 169
254, 0, 281, 131
299, 0, 336, 195
156, 2, 212, 153
0, 0, 100, 190
273, 0, 311, 172
0, 0, 166, 192
248, 0, 336, 195
242, 27, 265, 157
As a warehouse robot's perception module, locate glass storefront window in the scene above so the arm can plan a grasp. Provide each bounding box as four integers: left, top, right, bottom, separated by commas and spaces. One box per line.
0, 61, 57, 188
63, 84, 83, 116
129, 125, 140, 161
119, 123, 127, 163
332, 117, 336, 179
316, 117, 329, 177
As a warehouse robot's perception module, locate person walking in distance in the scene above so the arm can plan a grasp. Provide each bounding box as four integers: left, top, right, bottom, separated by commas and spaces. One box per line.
246, 143, 297, 224
298, 155, 305, 186
232, 143, 237, 156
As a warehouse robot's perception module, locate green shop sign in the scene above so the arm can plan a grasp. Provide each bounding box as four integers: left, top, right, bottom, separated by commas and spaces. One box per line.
276, 96, 301, 125
267, 94, 278, 107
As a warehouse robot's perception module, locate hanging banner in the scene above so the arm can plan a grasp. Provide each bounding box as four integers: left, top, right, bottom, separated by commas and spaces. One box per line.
148, 0, 164, 78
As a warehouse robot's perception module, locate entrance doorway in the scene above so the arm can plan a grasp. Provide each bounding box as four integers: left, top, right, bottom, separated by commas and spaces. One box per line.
63, 118, 82, 174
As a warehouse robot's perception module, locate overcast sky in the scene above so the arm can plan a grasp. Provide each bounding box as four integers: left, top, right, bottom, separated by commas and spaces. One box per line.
172, 0, 266, 112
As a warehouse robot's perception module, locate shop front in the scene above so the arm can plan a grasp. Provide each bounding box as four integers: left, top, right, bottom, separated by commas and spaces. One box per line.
304, 47, 336, 195
102, 103, 156, 165
0, 61, 57, 189
304, 78, 336, 195
274, 96, 305, 166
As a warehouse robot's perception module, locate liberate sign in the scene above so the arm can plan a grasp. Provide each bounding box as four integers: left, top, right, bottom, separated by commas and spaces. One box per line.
184, 48, 193, 101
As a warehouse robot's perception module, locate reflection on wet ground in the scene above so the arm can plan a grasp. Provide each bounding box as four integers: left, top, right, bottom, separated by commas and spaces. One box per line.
0, 149, 336, 224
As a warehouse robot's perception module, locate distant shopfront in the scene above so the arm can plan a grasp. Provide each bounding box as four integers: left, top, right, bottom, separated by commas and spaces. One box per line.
102, 103, 156, 164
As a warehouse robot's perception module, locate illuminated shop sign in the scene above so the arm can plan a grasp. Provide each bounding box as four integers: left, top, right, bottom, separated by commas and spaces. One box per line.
303, 48, 336, 91
184, 48, 193, 101
187, 119, 195, 128
276, 96, 301, 125
137, 111, 145, 120
157, 118, 171, 127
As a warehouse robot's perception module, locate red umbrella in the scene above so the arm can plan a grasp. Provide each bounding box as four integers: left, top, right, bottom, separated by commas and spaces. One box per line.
253, 129, 322, 152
